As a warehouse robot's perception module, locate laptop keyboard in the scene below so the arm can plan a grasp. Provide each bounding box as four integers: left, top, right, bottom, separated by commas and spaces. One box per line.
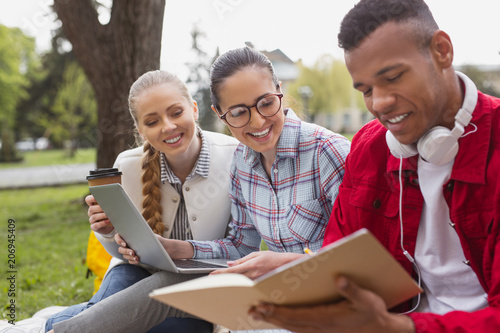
173, 259, 227, 269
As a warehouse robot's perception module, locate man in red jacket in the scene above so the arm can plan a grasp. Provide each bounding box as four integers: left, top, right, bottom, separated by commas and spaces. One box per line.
250, 0, 500, 332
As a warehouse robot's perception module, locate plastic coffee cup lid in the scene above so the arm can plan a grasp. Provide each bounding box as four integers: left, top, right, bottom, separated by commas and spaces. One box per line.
86, 168, 122, 180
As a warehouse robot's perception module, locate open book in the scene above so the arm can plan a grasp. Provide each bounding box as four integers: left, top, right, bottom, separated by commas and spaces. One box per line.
149, 229, 422, 330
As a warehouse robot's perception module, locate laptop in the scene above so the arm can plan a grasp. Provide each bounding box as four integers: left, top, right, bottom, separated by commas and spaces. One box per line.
89, 183, 229, 274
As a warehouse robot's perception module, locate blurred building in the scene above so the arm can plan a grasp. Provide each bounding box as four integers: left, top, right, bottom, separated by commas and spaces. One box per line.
246, 42, 299, 93
246, 41, 372, 134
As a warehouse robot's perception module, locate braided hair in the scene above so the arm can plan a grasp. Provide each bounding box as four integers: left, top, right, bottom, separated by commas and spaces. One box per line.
128, 70, 194, 235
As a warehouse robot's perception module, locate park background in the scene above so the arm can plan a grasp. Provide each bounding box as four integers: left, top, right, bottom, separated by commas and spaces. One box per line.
1, 0, 500, 323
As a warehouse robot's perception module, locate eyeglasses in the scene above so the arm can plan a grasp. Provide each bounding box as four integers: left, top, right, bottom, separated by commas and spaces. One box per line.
218, 93, 284, 128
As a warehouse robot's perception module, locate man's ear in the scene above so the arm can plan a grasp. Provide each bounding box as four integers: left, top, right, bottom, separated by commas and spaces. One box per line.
430, 30, 454, 69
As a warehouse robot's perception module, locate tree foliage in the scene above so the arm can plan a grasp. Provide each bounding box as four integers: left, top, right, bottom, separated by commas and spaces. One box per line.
0, 25, 39, 162
185, 25, 220, 132
42, 61, 97, 156
460, 65, 500, 98
16, 28, 77, 146
14, 27, 98, 156
287, 55, 365, 119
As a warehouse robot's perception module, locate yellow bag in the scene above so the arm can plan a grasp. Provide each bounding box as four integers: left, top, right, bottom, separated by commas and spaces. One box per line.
86, 231, 112, 294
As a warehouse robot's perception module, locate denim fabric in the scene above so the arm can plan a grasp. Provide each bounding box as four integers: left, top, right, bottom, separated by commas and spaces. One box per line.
45, 264, 212, 333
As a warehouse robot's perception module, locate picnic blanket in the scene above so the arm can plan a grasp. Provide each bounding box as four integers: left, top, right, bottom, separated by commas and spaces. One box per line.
0, 306, 69, 333
0, 306, 288, 333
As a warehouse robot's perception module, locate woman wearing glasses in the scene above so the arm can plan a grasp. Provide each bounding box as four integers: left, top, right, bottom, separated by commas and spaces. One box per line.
48, 47, 350, 332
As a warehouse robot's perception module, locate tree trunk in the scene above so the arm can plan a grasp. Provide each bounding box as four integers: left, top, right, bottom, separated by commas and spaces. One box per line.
53, 0, 166, 168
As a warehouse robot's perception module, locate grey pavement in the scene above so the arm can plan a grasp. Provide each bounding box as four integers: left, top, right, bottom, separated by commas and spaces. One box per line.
0, 163, 96, 189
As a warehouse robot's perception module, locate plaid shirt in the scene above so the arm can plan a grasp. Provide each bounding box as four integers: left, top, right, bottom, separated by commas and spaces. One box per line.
190, 109, 350, 259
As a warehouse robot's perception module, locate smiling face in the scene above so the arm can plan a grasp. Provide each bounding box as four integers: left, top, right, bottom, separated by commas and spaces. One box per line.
345, 21, 454, 145
216, 66, 285, 160
134, 82, 200, 162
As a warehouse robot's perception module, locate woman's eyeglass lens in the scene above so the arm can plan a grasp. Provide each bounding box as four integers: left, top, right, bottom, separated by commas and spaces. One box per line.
220, 93, 283, 128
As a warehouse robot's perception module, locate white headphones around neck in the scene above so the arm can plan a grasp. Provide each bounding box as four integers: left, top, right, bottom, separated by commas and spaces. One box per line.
386, 71, 478, 165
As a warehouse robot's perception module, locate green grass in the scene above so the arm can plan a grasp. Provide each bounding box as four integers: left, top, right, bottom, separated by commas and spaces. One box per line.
0, 148, 96, 169
0, 184, 94, 321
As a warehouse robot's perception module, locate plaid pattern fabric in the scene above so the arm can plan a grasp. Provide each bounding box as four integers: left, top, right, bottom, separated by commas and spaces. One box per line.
191, 109, 350, 259
159, 127, 209, 240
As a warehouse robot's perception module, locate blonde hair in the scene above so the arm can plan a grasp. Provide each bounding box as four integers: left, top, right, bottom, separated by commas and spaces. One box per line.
128, 70, 194, 235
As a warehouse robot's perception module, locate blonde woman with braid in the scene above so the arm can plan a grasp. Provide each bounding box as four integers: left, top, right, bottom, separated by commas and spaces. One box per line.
45, 70, 238, 333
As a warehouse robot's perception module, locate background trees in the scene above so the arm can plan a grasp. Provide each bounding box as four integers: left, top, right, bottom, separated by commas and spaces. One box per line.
16, 29, 84, 151
287, 55, 365, 122
47, 62, 97, 157
53, 0, 166, 168
2, 3, 499, 166
460, 65, 500, 97
185, 25, 220, 132
0, 25, 38, 162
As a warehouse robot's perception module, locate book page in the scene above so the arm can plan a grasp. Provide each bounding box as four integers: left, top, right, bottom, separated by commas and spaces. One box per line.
254, 230, 421, 309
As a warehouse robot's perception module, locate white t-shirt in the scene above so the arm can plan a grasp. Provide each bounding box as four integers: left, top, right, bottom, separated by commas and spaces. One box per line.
414, 157, 487, 314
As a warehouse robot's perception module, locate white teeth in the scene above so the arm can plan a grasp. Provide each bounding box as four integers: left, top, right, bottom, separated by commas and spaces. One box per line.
250, 127, 271, 138
388, 114, 409, 124
164, 135, 181, 144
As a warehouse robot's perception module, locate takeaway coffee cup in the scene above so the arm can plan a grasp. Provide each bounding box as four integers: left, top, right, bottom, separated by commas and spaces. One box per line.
86, 168, 122, 187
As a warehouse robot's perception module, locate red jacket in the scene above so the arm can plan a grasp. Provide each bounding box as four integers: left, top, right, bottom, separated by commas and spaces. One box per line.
323, 91, 500, 332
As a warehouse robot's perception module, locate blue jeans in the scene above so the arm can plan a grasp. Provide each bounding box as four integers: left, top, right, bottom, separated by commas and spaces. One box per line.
45, 264, 213, 333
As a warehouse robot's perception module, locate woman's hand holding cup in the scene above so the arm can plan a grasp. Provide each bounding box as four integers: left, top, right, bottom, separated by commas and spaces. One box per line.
85, 168, 122, 235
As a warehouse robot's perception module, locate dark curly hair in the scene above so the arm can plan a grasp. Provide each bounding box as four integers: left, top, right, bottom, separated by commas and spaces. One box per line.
338, 0, 439, 52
